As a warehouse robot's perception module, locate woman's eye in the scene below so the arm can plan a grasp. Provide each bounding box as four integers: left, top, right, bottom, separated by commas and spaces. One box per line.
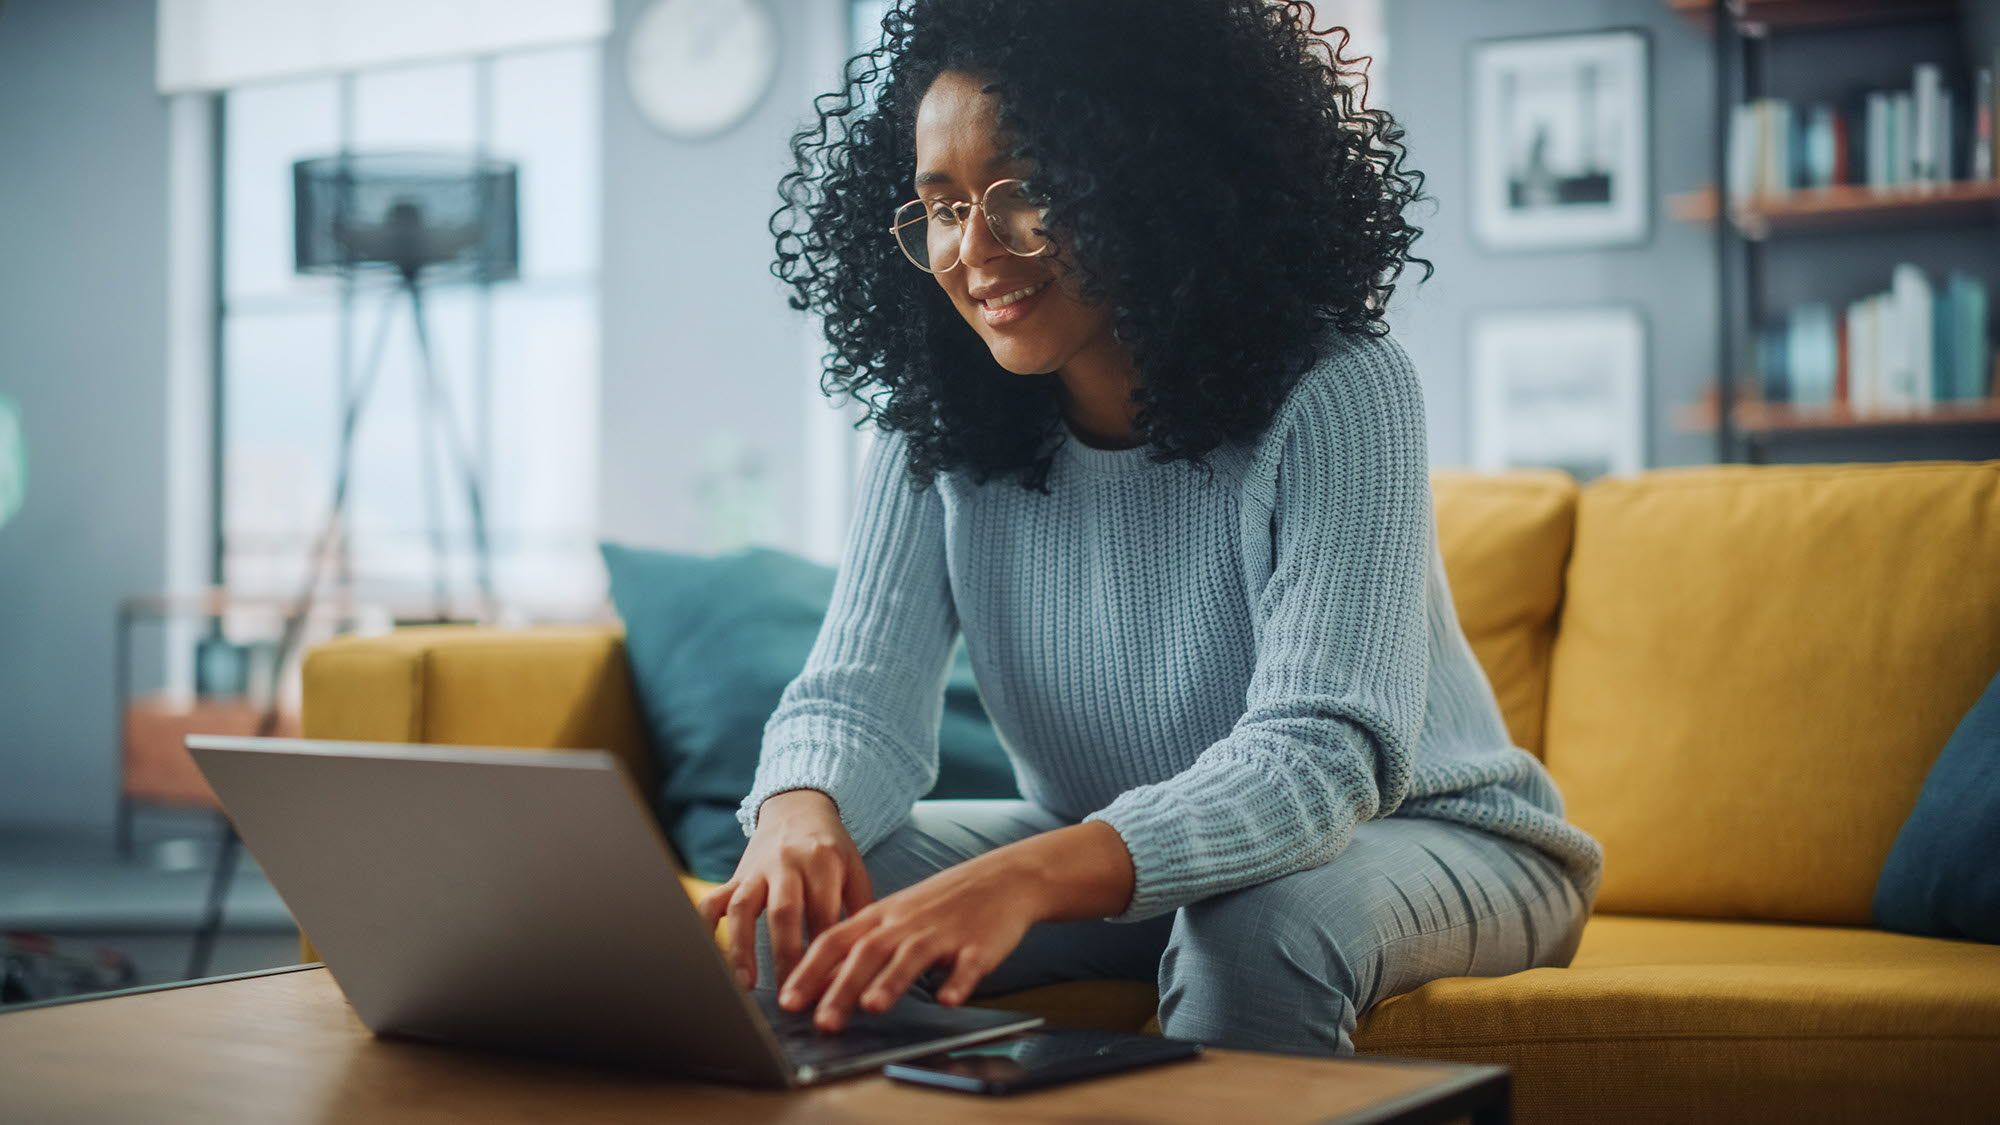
928, 202, 961, 224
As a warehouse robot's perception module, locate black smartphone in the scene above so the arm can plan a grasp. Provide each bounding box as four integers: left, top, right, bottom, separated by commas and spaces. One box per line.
881, 1027, 1204, 1095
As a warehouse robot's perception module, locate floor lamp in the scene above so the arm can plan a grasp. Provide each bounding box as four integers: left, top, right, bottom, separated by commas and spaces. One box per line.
186, 153, 519, 979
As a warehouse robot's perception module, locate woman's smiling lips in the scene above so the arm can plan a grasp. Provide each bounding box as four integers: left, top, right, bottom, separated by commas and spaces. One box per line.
972, 278, 1052, 327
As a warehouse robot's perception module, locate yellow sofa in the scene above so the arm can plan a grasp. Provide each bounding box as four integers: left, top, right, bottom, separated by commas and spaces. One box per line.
298, 460, 2000, 1122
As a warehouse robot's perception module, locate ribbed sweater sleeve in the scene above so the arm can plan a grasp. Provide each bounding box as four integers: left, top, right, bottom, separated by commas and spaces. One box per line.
1081, 338, 1433, 922
734, 428, 957, 854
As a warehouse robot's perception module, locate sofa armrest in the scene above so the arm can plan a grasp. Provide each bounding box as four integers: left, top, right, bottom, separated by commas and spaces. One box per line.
296, 623, 661, 961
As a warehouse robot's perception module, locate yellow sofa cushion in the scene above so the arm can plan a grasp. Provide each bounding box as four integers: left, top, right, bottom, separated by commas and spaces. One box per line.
1354, 913, 2000, 1124
1543, 461, 2000, 924
1431, 469, 1578, 758
302, 624, 654, 792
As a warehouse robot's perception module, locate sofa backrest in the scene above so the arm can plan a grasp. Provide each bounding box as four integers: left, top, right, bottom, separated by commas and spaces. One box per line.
302, 624, 655, 793
1542, 460, 2000, 925
1431, 469, 1579, 759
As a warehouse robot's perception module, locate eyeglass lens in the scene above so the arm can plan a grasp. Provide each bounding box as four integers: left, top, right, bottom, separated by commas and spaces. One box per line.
893, 180, 1049, 273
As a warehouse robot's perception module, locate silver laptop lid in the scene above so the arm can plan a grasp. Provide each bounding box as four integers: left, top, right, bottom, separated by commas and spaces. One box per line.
185, 735, 794, 1085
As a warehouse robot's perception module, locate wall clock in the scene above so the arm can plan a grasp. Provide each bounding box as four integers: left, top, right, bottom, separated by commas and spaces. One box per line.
625, 0, 780, 141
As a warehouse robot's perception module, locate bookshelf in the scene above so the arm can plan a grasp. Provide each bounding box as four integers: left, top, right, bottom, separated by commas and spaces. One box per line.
1669, 0, 2000, 464
1675, 391, 2000, 431
1667, 180, 2000, 238
1670, 1, 1958, 34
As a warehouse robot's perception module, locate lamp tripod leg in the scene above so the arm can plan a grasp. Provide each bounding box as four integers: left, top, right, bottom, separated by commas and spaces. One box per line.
405, 280, 497, 620
408, 280, 452, 621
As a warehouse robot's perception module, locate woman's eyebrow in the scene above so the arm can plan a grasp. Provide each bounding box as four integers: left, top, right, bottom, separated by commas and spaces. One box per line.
915, 154, 1026, 192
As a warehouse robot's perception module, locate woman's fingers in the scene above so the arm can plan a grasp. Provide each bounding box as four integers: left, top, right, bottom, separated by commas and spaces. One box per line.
813, 930, 903, 1032
766, 868, 806, 986
935, 946, 991, 1007
694, 880, 737, 933
722, 877, 769, 989
859, 935, 941, 1013
779, 919, 861, 1013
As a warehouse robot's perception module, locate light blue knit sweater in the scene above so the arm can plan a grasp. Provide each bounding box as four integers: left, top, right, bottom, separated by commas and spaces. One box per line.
737, 327, 1605, 924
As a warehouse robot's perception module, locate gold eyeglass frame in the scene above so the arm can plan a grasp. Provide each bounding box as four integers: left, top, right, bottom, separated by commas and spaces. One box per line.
890, 177, 1054, 274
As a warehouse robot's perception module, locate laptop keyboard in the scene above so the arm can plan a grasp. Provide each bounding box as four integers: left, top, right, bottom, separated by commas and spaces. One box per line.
750, 990, 986, 1072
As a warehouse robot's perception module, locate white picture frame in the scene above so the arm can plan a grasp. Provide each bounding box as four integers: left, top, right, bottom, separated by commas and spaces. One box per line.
1469, 306, 1647, 483
1471, 29, 1650, 252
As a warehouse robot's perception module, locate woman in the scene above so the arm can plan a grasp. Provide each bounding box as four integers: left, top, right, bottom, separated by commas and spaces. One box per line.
696, 0, 1604, 1056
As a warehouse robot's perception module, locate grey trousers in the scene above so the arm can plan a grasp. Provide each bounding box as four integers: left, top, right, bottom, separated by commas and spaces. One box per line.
755, 798, 1591, 1056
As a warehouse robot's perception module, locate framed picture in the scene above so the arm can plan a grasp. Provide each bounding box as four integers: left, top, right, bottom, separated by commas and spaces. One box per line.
1469, 306, 1647, 483
1470, 29, 1650, 251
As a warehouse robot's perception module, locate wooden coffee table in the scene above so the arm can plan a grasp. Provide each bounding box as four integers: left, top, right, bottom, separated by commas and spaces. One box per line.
0, 965, 1508, 1123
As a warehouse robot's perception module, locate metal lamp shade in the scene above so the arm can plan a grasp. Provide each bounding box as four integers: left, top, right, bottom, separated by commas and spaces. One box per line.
293, 152, 519, 284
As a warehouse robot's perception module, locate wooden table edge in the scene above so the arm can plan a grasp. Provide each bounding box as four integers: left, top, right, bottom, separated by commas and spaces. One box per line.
3, 963, 1512, 1124
0, 960, 325, 1015
1321, 1061, 1509, 1125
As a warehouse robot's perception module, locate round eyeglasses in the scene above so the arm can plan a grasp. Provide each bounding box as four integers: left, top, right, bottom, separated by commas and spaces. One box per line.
890, 178, 1053, 274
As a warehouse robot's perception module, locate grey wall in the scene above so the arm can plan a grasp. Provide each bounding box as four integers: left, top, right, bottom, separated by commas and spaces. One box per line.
1381, 0, 1719, 469
597, 0, 849, 553
0, 0, 171, 832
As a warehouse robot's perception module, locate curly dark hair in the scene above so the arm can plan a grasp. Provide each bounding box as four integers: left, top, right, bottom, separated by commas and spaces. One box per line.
770, 0, 1435, 492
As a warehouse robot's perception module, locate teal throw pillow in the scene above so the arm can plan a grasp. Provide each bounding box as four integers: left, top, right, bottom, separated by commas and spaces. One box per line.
600, 541, 1018, 881
1872, 661, 2000, 944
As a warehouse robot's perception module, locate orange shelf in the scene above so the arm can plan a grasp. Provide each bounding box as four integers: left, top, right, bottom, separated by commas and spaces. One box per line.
1668, 181, 2000, 239
122, 694, 302, 809
1674, 395, 2000, 434
1669, 0, 1958, 33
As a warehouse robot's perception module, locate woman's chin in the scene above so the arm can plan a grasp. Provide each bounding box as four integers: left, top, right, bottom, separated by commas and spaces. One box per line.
984, 339, 1065, 376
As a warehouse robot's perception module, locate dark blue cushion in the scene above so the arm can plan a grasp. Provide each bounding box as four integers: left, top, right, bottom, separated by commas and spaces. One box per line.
1872, 662, 2000, 944
600, 541, 1017, 882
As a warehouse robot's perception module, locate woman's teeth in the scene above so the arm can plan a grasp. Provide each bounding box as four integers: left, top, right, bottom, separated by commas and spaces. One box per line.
984, 280, 1050, 308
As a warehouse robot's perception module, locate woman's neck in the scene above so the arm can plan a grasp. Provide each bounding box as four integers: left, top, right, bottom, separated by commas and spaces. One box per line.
1057, 334, 1144, 450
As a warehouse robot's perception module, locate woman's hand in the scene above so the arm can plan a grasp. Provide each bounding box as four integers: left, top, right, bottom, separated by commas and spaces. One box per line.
695, 788, 873, 992
777, 819, 1136, 1032
775, 848, 1043, 1032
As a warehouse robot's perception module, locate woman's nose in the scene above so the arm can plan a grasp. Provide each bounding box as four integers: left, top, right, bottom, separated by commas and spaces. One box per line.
957, 206, 1010, 267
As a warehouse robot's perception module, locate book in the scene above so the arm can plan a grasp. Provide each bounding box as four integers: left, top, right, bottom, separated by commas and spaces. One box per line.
1893, 90, 1912, 187
1937, 277, 1957, 403
1974, 68, 1994, 182
1940, 88, 1954, 184
1946, 273, 1992, 401
1968, 278, 1991, 401
1803, 303, 1837, 406
1914, 63, 1942, 186
1830, 108, 1849, 186
1727, 101, 1760, 204
1763, 99, 1791, 194
1806, 105, 1837, 188
1890, 263, 1934, 408
1847, 296, 1878, 412
1835, 308, 1850, 407
1867, 91, 1890, 188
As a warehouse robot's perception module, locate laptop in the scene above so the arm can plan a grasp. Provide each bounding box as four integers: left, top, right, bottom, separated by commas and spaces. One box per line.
184, 734, 1042, 1086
